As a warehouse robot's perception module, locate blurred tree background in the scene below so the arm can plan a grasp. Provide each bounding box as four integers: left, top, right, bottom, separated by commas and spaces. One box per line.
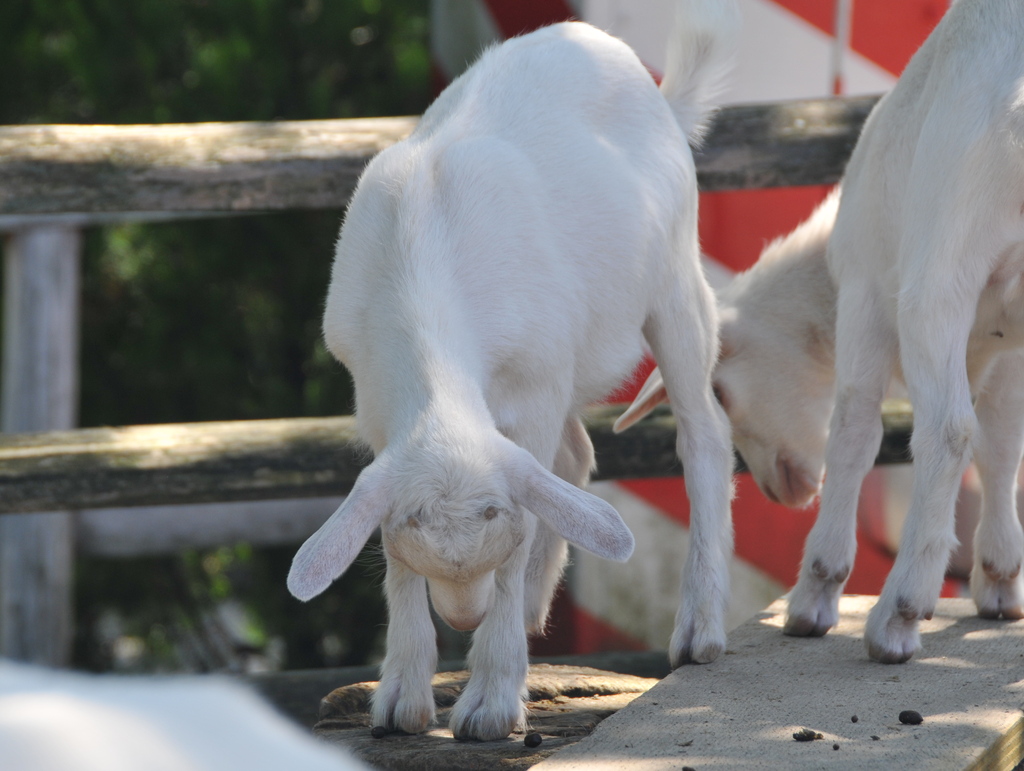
0, 0, 432, 673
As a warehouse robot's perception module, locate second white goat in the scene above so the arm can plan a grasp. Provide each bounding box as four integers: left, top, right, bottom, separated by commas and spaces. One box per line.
618, 0, 1024, 664
287, 1, 737, 742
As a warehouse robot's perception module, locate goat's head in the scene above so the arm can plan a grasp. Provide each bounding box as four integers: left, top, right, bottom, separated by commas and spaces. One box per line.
711, 303, 833, 507
615, 191, 841, 509
287, 428, 634, 630
379, 436, 528, 631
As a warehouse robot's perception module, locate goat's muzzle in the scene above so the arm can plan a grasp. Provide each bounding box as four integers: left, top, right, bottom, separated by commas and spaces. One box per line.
427, 573, 494, 632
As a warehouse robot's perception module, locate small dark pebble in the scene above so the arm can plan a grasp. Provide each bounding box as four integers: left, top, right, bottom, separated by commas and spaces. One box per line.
370, 726, 388, 739
899, 710, 924, 725
851, 715, 858, 723
682, 767, 696, 771
793, 728, 823, 742
871, 735, 880, 741
524, 733, 543, 748
833, 743, 840, 751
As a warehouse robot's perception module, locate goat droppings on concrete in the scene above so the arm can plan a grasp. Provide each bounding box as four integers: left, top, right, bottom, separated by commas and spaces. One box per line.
833, 743, 840, 750
370, 726, 387, 739
793, 728, 823, 742
899, 710, 924, 725
524, 733, 543, 748
851, 715, 858, 723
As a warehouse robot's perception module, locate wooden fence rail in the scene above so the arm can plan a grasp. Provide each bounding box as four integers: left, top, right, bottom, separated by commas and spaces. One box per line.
0, 402, 914, 516
0, 96, 878, 223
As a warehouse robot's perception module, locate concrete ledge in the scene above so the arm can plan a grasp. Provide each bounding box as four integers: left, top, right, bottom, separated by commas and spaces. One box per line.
535, 596, 1024, 771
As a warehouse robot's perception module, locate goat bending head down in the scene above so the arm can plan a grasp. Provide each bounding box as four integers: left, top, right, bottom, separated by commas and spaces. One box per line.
288, 0, 739, 742
620, 0, 1024, 665
619, 193, 839, 509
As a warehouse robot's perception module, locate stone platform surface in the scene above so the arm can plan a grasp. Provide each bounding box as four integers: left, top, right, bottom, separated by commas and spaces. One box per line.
535, 595, 1024, 771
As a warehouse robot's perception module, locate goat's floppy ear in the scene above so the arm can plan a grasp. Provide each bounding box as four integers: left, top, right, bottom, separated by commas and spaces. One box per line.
613, 367, 668, 433
510, 449, 634, 562
287, 460, 391, 601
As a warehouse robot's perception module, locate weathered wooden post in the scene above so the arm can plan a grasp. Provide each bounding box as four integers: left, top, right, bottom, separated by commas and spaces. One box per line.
0, 224, 81, 665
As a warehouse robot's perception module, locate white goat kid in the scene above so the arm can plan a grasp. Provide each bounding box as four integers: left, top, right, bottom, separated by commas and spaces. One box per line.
287, 1, 738, 742
619, 0, 1024, 664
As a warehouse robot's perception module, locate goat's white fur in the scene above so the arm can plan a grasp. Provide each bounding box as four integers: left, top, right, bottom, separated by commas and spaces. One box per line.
618, 0, 1024, 664
287, 0, 738, 740
0, 661, 368, 771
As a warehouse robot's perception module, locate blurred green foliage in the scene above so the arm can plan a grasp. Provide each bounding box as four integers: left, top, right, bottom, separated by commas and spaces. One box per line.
1, 0, 431, 427
80, 213, 353, 426
1, 0, 428, 124
74, 544, 390, 672
1, 0, 431, 672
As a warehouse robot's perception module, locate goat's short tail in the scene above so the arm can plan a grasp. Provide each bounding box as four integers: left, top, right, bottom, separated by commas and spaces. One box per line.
660, 0, 740, 143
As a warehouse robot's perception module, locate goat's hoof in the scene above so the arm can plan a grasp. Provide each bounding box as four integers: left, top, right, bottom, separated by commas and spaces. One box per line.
374, 706, 433, 735
372, 708, 432, 735
864, 598, 921, 664
669, 637, 724, 668
449, 703, 524, 742
669, 611, 725, 668
448, 678, 526, 742
370, 677, 435, 735
867, 643, 915, 664
972, 561, 1024, 620
782, 613, 831, 637
783, 578, 843, 637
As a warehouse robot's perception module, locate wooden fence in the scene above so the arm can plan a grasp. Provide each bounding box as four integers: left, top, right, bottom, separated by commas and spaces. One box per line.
0, 94, 889, 665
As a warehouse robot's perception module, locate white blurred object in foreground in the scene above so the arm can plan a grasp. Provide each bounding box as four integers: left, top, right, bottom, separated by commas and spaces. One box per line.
0, 660, 368, 771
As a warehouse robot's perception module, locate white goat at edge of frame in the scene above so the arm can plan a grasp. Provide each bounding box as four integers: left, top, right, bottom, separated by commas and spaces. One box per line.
616, 0, 1024, 665
0, 661, 369, 771
286, 0, 739, 742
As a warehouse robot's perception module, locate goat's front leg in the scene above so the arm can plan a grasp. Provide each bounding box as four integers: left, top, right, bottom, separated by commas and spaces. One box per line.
786, 283, 894, 637
371, 556, 437, 733
969, 353, 1024, 620
864, 293, 977, 662
448, 535, 531, 740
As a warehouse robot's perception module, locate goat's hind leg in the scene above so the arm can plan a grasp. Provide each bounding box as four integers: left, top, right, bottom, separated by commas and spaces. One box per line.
862, 124, 1014, 659
864, 258, 985, 661
785, 281, 895, 638
865, 324, 975, 661
522, 417, 589, 634
970, 353, 1024, 620
644, 274, 735, 668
